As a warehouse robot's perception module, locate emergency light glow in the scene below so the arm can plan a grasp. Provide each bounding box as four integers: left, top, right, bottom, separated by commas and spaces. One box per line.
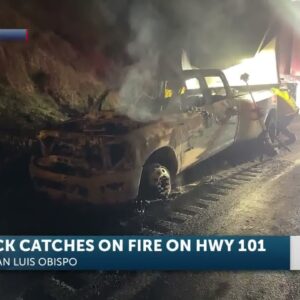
185, 78, 200, 90
223, 39, 279, 87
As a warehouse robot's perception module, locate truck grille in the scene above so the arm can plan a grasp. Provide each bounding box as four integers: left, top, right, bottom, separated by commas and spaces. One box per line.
35, 178, 64, 191
40, 137, 77, 157
52, 143, 75, 157
39, 137, 104, 172
35, 158, 93, 177
35, 178, 88, 197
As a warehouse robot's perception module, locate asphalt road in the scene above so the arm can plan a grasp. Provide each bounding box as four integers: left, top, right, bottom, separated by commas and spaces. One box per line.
1, 121, 300, 299
121, 122, 300, 300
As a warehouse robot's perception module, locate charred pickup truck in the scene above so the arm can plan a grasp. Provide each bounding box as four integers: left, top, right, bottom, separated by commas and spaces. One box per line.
30, 69, 277, 205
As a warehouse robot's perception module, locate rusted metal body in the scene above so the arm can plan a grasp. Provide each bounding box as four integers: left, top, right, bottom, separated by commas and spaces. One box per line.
30, 70, 277, 205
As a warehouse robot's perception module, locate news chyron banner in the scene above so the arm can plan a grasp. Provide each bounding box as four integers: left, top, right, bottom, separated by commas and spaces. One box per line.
0, 236, 299, 271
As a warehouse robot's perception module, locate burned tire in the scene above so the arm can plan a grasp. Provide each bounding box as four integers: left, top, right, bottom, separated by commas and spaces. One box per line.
266, 115, 277, 144
140, 163, 172, 200
263, 114, 278, 157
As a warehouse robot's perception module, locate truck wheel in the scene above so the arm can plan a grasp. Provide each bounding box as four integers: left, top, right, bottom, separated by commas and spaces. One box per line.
263, 115, 278, 156
266, 115, 277, 144
140, 163, 172, 200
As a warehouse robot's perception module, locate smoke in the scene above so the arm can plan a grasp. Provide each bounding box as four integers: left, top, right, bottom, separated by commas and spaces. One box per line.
168, 0, 261, 67
108, 0, 271, 121
112, 0, 185, 121
117, 2, 166, 120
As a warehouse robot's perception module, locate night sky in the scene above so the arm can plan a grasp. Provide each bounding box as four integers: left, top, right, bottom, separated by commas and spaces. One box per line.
125, 0, 274, 72
102, 0, 274, 68
3, 0, 279, 70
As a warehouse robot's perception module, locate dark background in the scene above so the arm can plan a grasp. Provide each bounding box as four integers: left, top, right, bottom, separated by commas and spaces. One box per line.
0, 0, 284, 132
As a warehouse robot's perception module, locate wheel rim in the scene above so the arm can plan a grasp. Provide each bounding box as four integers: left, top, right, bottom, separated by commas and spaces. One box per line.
148, 165, 171, 199
157, 174, 171, 197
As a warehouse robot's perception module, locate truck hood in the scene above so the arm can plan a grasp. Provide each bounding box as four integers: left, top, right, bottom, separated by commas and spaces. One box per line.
56, 111, 152, 136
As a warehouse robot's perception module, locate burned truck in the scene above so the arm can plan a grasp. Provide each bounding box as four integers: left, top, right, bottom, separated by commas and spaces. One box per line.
30, 69, 277, 205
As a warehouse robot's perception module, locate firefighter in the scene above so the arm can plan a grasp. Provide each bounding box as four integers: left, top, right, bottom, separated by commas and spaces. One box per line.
161, 79, 186, 113
272, 85, 299, 144
164, 81, 186, 100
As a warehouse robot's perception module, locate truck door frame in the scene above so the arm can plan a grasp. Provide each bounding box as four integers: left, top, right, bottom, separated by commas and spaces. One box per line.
198, 69, 239, 155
